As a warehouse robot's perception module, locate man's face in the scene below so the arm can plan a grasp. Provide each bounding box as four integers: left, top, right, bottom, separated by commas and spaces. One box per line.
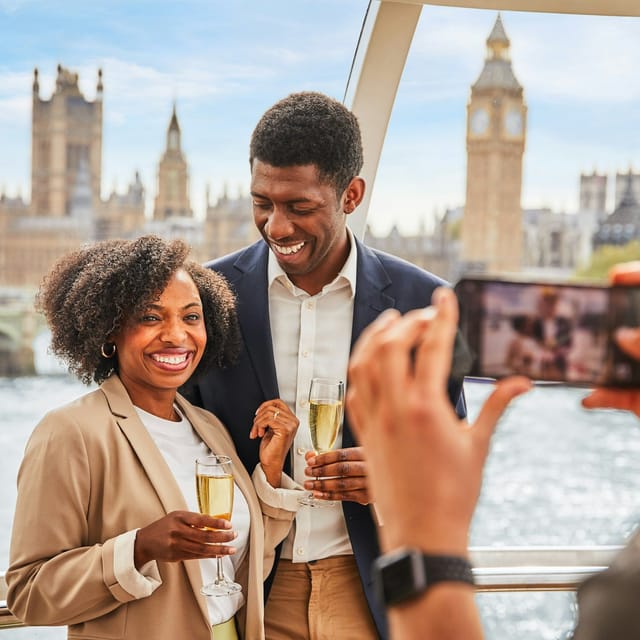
250, 160, 350, 295
539, 294, 558, 318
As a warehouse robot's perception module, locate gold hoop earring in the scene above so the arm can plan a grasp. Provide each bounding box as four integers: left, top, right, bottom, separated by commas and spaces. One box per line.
101, 343, 116, 359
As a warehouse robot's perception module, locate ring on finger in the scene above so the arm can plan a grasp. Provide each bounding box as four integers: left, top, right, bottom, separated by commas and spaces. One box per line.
273, 409, 280, 420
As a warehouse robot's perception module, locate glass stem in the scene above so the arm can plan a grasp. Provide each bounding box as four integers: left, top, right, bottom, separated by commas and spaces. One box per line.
216, 556, 225, 583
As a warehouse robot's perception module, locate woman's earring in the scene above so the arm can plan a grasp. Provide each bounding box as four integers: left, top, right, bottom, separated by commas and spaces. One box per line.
100, 343, 117, 359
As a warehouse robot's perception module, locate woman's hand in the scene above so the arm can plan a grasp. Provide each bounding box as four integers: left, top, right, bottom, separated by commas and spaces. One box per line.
251, 399, 299, 487
133, 510, 237, 569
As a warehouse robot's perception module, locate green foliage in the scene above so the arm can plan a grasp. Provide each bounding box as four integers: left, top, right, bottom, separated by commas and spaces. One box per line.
574, 241, 640, 282
446, 219, 461, 240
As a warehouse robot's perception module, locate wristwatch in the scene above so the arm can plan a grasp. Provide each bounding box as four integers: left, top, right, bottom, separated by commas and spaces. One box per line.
372, 547, 475, 607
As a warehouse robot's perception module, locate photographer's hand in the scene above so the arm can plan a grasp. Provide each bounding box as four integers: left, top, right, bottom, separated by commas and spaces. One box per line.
582, 263, 640, 417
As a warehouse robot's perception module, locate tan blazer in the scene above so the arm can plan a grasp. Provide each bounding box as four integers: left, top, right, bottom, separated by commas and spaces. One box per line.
6, 375, 293, 640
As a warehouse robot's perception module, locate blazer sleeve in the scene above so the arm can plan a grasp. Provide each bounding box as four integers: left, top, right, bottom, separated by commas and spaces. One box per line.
6, 411, 139, 626
250, 464, 299, 579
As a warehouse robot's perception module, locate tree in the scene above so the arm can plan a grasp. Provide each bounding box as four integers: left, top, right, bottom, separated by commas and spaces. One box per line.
574, 241, 640, 282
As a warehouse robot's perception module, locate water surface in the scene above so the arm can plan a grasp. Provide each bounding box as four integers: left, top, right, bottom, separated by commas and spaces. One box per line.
2, 376, 640, 639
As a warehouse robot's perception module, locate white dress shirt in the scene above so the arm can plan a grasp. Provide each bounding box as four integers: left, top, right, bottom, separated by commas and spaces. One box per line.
268, 227, 357, 562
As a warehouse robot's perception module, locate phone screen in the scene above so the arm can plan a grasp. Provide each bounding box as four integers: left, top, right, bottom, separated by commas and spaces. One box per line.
454, 278, 640, 387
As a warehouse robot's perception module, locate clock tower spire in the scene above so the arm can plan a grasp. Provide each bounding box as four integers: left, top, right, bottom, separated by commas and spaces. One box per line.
153, 102, 192, 221
462, 13, 527, 274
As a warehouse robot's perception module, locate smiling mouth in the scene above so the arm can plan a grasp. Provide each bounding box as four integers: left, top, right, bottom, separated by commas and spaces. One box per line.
272, 241, 305, 256
151, 353, 189, 365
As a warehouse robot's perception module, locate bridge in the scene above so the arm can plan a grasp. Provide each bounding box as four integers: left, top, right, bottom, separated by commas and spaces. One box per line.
0, 288, 44, 376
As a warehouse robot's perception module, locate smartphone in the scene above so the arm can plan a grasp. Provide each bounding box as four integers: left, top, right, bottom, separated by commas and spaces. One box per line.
454, 276, 640, 387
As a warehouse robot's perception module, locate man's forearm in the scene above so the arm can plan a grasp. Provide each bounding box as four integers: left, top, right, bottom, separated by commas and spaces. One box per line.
388, 584, 483, 640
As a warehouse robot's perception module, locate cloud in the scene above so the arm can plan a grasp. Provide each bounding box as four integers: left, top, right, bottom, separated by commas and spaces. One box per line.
403, 10, 640, 105
513, 17, 640, 103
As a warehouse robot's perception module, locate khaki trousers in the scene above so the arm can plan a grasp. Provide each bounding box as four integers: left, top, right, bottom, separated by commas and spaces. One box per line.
264, 556, 378, 640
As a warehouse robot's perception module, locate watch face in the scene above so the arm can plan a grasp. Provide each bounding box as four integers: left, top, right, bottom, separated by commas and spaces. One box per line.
470, 107, 489, 135
374, 548, 427, 607
505, 109, 523, 136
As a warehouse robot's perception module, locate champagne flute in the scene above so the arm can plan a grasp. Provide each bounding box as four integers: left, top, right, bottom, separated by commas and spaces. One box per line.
298, 377, 344, 508
195, 454, 242, 596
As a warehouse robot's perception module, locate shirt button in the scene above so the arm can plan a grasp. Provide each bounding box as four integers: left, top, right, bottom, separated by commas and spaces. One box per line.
307, 301, 314, 309
297, 547, 305, 556
300, 399, 308, 408
302, 350, 309, 358
296, 447, 306, 456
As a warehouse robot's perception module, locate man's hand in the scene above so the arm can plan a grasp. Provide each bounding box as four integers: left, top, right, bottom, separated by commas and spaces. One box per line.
345, 287, 531, 553
304, 447, 370, 505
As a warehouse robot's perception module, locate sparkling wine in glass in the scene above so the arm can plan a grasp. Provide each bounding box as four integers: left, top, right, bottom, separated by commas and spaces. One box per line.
299, 377, 344, 508
195, 454, 242, 596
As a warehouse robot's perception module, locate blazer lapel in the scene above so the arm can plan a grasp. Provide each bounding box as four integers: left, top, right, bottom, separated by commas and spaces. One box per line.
230, 243, 279, 399
100, 376, 189, 514
351, 239, 395, 351
179, 398, 265, 627
100, 377, 212, 627
345, 240, 395, 448
182, 402, 262, 543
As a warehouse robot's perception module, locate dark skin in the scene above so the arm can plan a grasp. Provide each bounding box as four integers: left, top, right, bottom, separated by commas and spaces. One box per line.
106, 270, 297, 569
251, 161, 364, 297
251, 160, 371, 505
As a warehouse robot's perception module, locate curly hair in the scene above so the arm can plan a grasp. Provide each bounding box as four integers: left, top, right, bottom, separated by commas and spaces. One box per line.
36, 235, 240, 385
249, 91, 364, 196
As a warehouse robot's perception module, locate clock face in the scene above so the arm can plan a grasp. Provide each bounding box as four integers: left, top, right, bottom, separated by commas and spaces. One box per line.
505, 109, 523, 136
470, 108, 489, 135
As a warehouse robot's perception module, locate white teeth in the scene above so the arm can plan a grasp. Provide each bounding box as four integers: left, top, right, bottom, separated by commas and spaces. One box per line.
153, 354, 188, 365
273, 241, 304, 255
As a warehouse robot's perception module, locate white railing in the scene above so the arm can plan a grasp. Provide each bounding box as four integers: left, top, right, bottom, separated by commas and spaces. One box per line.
0, 546, 622, 629
470, 545, 620, 592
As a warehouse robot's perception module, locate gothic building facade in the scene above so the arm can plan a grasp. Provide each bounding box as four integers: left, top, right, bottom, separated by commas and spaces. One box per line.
2, 19, 637, 291
0, 65, 251, 287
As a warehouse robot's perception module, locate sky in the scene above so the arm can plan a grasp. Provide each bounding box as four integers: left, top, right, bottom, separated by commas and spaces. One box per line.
1, 1, 639, 235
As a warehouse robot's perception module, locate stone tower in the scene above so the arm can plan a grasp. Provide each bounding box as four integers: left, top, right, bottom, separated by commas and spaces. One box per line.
580, 171, 608, 214
462, 14, 527, 274
153, 104, 192, 220
30, 65, 103, 217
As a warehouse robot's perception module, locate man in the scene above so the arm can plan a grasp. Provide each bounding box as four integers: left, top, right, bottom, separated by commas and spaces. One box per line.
346, 261, 640, 639
531, 286, 573, 379
185, 91, 466, 639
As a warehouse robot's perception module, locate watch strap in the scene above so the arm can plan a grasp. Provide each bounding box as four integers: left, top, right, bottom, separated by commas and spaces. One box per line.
373, 548, 474, 608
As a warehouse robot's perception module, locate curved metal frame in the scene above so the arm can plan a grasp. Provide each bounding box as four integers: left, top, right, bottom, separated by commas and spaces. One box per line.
345, 0, 640, 238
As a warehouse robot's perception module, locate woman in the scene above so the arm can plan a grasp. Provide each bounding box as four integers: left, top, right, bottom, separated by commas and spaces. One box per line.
6, 235, 299, 640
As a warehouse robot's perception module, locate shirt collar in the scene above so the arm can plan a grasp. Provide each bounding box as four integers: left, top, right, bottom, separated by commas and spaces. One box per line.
267, 226, 357, 299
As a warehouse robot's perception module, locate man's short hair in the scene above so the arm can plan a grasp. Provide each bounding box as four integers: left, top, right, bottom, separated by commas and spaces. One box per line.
249, 91, 364, 196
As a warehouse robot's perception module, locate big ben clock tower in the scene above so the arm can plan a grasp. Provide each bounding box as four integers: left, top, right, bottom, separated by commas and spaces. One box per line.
462, 14, 526, 274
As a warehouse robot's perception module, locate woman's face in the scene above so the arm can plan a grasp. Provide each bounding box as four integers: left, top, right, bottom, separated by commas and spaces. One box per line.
113, 268, 207, 412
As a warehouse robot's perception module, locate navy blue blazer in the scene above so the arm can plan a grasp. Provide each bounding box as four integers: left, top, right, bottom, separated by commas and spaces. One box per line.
185, 237, 467, 639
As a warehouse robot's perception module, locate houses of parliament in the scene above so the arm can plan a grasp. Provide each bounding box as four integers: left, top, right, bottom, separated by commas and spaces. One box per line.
2, 15, 640, 294
0, 64, 259, 290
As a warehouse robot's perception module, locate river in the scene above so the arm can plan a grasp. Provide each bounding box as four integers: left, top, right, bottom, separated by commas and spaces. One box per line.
2, 375, 640, 639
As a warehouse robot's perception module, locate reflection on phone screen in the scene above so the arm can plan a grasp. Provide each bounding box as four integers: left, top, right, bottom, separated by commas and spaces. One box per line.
456, 280, 640, 387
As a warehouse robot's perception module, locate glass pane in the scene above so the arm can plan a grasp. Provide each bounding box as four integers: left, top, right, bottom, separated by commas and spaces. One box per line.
366, 7, 640, 278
